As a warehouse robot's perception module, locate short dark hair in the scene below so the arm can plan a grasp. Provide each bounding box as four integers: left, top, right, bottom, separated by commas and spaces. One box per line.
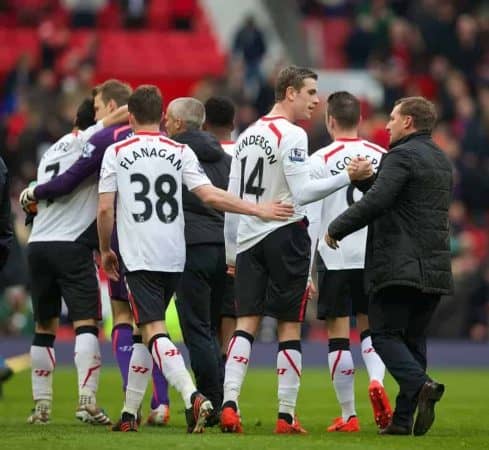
327, 91, 360, 129
395, 96, 437, 132
75, 98, 96, 130
128, 85, 162, 125
204, 96, 235, 128
92, 79, 132, 107
275, 65, 318, 102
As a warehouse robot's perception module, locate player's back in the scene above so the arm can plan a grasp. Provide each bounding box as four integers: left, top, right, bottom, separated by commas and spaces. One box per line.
29, 124, 103, 244
311, 138, 387, 269
232, 116, 307, 253
105, 132, 191, 273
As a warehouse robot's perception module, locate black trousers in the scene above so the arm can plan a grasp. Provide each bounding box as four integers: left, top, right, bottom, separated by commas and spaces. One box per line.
175, 244, 226, 409
369, 286, 440, 428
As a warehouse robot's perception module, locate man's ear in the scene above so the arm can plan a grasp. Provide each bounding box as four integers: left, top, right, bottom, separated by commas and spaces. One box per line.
285, 86, 296, 102
108, 99, 118, 113
128, 112, 136, 128
327, 114, 335, 131
176, 117, 184, 131
404, 115, 414, 130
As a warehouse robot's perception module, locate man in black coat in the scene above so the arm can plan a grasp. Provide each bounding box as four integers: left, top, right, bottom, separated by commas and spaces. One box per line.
326, 97, 453, 436
165, 97, 231, 424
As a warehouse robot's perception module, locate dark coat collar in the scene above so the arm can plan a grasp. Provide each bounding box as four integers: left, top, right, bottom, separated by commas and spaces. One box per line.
389, 130, 431, 150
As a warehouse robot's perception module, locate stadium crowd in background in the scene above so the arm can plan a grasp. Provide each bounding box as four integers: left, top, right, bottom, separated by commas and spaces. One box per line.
0, 0, 488, 341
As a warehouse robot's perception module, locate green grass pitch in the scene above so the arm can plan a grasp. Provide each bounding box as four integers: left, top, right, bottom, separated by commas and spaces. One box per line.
1, 367, 487, 449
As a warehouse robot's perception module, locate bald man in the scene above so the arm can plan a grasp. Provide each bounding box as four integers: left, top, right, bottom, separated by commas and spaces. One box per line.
164, 98, 232, 427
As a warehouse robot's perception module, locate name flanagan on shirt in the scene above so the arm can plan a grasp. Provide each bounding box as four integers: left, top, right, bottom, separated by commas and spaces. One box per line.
119, 147, 182, 171
236, 134, 277, 164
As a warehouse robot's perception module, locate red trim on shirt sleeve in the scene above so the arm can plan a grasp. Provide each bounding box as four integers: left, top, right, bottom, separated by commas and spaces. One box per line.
323, 144, 345, 162
159, 137, 185, 150
268, 122, 282, 147
114, 137, 139, 155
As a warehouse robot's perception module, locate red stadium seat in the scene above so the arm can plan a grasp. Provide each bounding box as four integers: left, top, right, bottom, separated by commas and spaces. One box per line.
148, 1, 171, 30
97, 1, 122, 29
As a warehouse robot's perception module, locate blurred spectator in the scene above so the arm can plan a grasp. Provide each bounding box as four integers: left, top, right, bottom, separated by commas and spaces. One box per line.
120, 0, 148, 29
38, 17, 70, 70
60, 0, 107, 28
170, 0, 197, 31
1, 54, 36, 116
467, 264, 489, 342
232, 16, 267, 98
453, 14, 482, 83
462, 83, 489, 161
345, 14, 375, 68
413, 0, 458, 61
356, 0, 395, 57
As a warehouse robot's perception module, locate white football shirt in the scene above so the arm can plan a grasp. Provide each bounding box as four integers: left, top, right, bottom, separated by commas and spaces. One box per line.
29, 121, 104, 243
309, 138, 387, 269
227, 116, 311, 254
99, 132, 211, 272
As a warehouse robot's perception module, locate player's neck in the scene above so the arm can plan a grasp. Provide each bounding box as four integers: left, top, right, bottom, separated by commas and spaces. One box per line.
133, 124, 161, 134
267, 104, 294, 122
208, 127, 231, 142
332, 129, 359, 141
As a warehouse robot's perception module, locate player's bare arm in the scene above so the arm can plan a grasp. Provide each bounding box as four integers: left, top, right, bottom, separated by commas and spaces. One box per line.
97, 192, 119, 281
192, 184, 294, 221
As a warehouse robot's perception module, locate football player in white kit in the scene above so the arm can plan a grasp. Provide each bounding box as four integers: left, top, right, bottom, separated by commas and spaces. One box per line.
308, 91, 392, 432
98, 85, 295, 433
221, 67, 373, 434
25, 99, 127, 425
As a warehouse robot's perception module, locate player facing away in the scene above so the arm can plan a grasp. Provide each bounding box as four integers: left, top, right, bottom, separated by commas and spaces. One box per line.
307, 91, 392, 432
19, 80, 171, 425
222, 67, 373, 434
98, 85, 294, 433
24, 98, 127, 425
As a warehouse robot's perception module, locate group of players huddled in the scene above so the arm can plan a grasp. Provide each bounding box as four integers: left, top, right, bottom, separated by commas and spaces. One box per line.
19, 66, 393, 434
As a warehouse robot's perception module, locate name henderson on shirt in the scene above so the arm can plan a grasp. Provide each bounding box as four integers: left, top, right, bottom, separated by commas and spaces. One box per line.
236, 134, 278, 165
119, 146, 183, 171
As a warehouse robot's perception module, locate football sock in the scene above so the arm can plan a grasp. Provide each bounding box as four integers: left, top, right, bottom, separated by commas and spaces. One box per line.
111, 323, 133, 391
360, 330, 385, 383
31, 333, 56, 402
130, 333, 169, 409
277, 340, 302, 422
223, 330, 253, 408
74, 326, 101, 399
149, 334, 195, 409
328, 338, 356, 421
123, 338, 152, 416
